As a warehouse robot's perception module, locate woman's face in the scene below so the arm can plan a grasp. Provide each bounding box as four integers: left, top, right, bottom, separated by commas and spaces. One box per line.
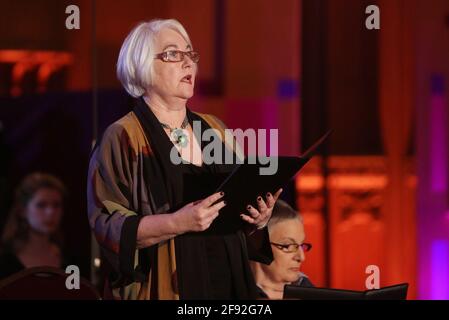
25, 188, 63, 235
262, 219, 306, 284
151, 28, 197, 101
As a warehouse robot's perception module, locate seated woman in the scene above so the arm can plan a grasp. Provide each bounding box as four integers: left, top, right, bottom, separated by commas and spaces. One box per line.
0, 173, 68, 279
250, 199, 313, 299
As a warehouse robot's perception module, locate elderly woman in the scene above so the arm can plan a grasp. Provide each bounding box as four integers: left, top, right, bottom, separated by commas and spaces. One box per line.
250, 200, 314, 299
87, 19, 281, 300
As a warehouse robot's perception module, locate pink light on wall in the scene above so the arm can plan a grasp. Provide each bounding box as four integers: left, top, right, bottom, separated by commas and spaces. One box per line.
430, 240, 449, 299
418, 74, 449, 299
225, 98, 280, 157
430, 76, 448, 192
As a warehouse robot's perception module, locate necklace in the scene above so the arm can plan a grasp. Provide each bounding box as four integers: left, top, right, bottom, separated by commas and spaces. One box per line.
160, 115, 189, 148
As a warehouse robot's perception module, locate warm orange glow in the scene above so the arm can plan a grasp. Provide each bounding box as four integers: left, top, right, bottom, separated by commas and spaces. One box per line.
296, 156, 416, 297
0, 50, 73, 96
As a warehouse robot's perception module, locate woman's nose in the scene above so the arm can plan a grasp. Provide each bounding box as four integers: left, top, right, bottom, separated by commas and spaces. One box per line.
182, 54, 194, 68
294, 247, 306, 263
45, 205, 58, 216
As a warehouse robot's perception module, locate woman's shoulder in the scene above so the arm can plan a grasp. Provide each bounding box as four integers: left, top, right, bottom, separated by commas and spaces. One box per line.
0, 247, 15, 261
103, 112, 140, 138
192, 111, 244, 159
192, 112, 228, 130
98, 112, 146, 152
292, 273, 315, 288
0, 248, 24, 280
255, 285, 269, 299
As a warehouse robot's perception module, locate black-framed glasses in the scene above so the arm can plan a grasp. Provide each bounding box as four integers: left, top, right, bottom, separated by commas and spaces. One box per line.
270, 242, 312, 253
154, 50, 200, 63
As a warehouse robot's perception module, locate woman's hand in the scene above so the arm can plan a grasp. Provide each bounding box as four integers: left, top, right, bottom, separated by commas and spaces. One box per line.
174, 192, 226, 233
240, 188, 283, 229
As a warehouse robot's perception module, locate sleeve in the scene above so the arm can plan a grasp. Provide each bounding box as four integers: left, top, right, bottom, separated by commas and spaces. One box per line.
87, 123, 144, 287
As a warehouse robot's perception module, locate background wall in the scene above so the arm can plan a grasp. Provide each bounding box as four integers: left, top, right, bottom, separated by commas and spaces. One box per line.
1, 0, 448, 299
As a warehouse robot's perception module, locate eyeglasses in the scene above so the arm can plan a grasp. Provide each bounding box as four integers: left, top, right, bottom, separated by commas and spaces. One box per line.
154, 50, 200, 63
270, 242, 312, 253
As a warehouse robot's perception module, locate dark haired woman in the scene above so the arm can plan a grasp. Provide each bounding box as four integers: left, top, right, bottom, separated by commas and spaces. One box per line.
0, 173, 67, 279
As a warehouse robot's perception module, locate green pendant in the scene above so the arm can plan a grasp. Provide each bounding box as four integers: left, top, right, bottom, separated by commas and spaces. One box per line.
171, 128, 188, 148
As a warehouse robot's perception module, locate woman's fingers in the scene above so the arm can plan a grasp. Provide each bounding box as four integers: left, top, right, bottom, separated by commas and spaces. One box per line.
246, 205, 261, 219
195, 189, 283, 230
205, 210, 220, 226
196, 201, 224, 231
200, 192, 224, 208
208, 199, 226, 215
256, 195, 268, 213
265, 192, 275, 208
240, 213, 256, 224
272, 188, 283, 202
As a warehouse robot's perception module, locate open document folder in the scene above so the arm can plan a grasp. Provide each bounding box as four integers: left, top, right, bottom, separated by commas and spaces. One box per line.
182, 130, 332, 235
283, 283, 408, 300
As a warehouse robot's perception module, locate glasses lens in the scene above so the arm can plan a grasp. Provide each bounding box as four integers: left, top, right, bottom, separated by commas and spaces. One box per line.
165, 50, 181, 62
271, 242, 302, 253
188, 51, 200, 63
301, 243, 312, 252
282, 244, 298, 253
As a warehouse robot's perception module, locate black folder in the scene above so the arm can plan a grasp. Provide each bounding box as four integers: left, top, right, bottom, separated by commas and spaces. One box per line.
198, 130, 332, 234
283, 283, 409, 300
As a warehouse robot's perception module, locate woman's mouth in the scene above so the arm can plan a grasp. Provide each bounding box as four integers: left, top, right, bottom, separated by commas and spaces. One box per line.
289, 267, 301, 272
181, 74, 193, 84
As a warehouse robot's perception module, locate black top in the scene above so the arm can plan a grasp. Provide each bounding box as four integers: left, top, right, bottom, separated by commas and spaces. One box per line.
131, 98, 270, 299
256, 275, 315, 299
0, 248, 72, 281
0, 250, 25, 280
180, 162, 234, 299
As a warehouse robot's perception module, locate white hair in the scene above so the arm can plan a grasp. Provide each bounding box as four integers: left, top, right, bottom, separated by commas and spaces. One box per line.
116, 19, 193, 98
268, 199, 303, 232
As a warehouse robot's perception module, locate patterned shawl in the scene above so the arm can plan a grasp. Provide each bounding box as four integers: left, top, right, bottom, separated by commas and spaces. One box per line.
87, 97, 272, 299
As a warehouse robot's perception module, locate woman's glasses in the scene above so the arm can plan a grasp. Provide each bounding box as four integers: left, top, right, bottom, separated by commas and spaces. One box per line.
270, 242, 312, 253
154, 50, 200, 63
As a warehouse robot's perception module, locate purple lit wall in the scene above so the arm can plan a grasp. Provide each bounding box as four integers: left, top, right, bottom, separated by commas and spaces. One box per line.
414, 0, 449, 299
417, 73, 449, 299
430, 76, 448, 193
430, 240, 449, 299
